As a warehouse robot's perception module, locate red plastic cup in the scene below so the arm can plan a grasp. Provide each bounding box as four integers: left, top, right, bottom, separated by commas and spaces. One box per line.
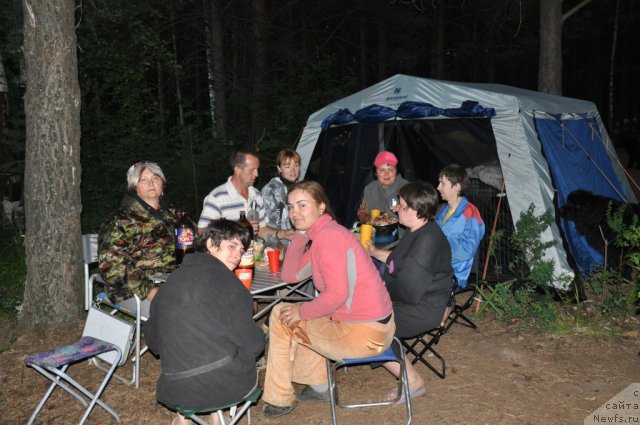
267, 250, 280, 273
234, 268, 253, 290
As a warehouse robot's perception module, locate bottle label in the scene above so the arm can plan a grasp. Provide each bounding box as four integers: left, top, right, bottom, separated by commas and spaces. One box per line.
176, 228, 194, 249
239, 247, 255, 267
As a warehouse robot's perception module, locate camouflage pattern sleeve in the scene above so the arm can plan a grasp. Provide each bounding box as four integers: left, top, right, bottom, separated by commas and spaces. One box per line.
98, 206, 177, 303
98, 213, 146, 302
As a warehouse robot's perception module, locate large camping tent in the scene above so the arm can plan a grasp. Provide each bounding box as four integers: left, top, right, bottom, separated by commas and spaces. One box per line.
295, 74, 636, 290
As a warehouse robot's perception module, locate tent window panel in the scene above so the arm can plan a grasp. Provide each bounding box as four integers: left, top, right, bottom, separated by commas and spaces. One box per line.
388, 118, 499, 183
465, 178, 517, 282
308, 118, 502, 229
308, 123, 380, 225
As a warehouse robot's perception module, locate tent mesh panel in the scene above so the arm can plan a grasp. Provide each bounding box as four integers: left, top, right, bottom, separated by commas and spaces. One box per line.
466, 178, 517, 283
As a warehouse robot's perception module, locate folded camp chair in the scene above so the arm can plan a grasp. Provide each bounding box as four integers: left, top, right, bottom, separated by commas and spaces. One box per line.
92, 292, 147, 388
24, 304, 135, 425
82, 234, 104, 311
326, 337, 412, 425
175, 384, 262, 425
401, 277, 458, 379
82, 233, 149, 388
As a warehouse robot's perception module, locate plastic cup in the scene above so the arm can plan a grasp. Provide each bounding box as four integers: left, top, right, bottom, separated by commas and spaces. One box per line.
371, 209, 381, 219
360, 224, 373, 249
234, 268, 253, 290
267, 250, 280, 272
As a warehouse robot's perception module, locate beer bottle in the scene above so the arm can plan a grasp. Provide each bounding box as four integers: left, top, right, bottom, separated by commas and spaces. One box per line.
237, 211, 255, 271
175, 211, 195, 265
238, 210, 254, 241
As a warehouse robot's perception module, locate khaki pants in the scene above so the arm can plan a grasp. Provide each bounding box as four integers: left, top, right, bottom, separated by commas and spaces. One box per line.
263, 303, 395, 407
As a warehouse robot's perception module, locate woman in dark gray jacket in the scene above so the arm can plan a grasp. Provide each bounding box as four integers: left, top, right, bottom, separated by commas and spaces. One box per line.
145, 220, 265, 425
367, 181, 454, 404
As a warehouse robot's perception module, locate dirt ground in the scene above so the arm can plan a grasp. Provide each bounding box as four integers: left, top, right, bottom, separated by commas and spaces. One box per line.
2, 310, 639, 425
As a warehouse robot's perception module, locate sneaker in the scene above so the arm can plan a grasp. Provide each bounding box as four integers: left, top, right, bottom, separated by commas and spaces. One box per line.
263, 403, 296, 419
295, 385, 330, 402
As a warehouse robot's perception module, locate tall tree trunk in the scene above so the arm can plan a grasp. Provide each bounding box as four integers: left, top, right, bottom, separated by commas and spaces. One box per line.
377, 21, 387, 81
538, 0, 563, 95
538, 0, 595, 96
206, 0, 227, 140
156, 56, 167, 144
359, 18, 367, 88
608, 0, 621, 128
171, 23, 185, 129
20, 0, 83, 328
253, 0, 267, 146
433, 0, 446, 79
0, 53, 7, 149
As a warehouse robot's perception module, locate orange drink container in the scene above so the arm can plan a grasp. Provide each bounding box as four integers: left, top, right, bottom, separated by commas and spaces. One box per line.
359, 224, 373, 249
234, 268, 253, 290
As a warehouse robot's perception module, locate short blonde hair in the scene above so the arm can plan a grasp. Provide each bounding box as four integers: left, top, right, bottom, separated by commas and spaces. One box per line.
126, 161, 166, 191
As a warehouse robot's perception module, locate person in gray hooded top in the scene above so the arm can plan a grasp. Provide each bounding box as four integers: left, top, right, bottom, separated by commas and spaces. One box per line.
357, 151, 409, 224
260, 148, 301, 246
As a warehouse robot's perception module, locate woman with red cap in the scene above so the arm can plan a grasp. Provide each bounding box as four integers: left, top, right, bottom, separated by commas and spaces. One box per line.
357, 150, 408, 223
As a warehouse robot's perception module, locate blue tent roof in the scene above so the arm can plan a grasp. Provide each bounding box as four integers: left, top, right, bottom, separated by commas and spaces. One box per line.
320, 100, 496, 129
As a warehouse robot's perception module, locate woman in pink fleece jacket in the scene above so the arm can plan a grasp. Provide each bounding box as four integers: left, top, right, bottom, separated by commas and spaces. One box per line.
262, 181, 395, 419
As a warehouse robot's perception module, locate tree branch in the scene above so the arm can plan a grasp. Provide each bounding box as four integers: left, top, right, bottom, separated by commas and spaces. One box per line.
562, 0, 594, 21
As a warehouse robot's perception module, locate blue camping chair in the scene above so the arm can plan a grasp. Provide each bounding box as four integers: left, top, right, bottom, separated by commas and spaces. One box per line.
326, 337, 412, 425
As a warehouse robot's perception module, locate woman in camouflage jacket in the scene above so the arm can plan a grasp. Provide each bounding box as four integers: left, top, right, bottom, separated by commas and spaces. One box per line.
98, 162, 179, 304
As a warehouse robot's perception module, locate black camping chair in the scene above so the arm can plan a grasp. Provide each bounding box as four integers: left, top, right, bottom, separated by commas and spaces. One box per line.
445, 253, 480, 331
400, 277, 457, 379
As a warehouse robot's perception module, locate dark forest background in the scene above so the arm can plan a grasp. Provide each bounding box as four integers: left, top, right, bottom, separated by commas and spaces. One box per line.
1, 0, 639, 231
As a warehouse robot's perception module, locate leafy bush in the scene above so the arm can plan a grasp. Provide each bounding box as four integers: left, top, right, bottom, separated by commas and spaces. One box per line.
475, 203, 637, 332
508, 204, 557, 287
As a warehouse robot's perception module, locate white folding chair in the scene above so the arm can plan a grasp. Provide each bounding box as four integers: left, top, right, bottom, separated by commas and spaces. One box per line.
81, 234, 103, 311
25, 305, 135, 425
93, 293, 147, 388
82, 233, 148, 388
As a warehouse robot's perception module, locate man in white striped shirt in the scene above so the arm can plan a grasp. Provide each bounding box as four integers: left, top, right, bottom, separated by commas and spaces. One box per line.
198, 149, 294, 243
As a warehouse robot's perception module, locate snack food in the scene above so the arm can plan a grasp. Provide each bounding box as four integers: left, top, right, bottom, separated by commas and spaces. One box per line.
369, 212, 398, 226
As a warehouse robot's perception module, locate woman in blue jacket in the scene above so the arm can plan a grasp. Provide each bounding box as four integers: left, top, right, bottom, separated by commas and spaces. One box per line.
436, 164, 485, 288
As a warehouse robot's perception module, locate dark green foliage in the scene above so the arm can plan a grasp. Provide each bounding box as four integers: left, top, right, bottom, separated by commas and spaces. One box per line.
509, 204, 556, 288
476, 205, 565, 328
582, 203, 640, 317
2, 0, 640, 328
479, 203, 639, 331
0, 225, 26, 319
2, 0, 636, 235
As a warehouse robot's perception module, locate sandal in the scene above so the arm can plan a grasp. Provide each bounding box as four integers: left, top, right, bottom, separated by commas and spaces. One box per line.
385, 385, 426, 404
